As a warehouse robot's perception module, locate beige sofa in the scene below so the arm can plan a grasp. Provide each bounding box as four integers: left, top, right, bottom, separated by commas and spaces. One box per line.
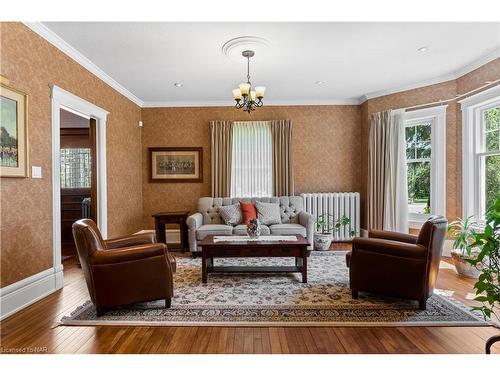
186, 196, 315, 254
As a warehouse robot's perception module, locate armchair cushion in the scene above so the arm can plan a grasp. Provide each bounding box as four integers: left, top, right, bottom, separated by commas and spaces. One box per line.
368, 229, 418, 244
105, 232, 156, 249
352, 237, 427, 259
92, 243, 166, 265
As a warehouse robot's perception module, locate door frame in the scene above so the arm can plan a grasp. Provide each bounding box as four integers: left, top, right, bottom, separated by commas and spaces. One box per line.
51, 85, 108, 282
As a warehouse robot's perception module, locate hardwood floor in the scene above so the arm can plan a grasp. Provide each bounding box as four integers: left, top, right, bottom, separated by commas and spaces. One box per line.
1, 250, 499, 354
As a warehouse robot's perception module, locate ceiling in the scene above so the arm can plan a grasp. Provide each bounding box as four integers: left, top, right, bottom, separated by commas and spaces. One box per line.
41, 22, 500, 106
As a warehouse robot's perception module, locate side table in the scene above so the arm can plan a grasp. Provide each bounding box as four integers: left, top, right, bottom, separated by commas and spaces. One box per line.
152, 211, 190, 252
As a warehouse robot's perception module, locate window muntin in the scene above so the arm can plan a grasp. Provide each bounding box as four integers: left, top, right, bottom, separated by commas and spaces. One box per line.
60, 148, 92, 188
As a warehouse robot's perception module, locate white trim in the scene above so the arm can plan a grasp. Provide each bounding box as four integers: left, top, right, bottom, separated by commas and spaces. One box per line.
22, 22, 143, 107
361, 48, 500, 103
405, 105, 447, 226
0, 267, 63, 320
461, 85, 500, 221
142, 98, 362, 108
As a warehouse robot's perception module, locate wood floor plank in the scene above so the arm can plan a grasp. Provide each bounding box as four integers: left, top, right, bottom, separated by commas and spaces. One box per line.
1, 256, 499, 354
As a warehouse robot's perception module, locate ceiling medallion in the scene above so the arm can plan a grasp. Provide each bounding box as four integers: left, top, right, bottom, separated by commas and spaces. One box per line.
231, 50, 266, 113
221, 36, 270, 58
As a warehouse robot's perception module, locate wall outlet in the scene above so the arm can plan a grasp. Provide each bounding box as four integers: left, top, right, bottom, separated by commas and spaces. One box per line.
31, 166, 42, 178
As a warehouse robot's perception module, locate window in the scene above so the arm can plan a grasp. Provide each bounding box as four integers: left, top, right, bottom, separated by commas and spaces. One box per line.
404, 106, 446, 227
230, 121, 272, 197
60, 148, 92, 188
461, 86, 500, 222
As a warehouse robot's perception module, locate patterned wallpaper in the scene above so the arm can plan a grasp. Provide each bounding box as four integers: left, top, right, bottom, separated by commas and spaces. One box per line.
141, 105, 361, 228
0, 23, 144, 287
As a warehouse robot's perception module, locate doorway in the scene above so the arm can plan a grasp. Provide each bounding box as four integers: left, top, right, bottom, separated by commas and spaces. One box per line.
59, 109, 97, 260
51, 85, 108, 289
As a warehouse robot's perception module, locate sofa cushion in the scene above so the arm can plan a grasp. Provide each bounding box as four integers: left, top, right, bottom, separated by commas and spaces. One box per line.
240, 201, 258, 225
218, 203, 242, 225
196, 224, 233, 240
269, 223, 307, 237
233, 224, 271, 236
255, 201, 281, 225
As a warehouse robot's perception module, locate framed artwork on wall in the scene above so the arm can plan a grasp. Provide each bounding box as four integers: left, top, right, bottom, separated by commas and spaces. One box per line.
149, 147, 203, 183
0, 82, 29, 178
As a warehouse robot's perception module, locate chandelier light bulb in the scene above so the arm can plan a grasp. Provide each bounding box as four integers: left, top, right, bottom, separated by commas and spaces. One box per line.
250, 91, 256, 101
232, 88, 242, 100
255, 86, 266, 98
239, 83, 250, 95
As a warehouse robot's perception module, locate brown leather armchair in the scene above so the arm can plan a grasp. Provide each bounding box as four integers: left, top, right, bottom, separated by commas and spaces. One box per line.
346, 216, 447, 309
72, 219, 176, 316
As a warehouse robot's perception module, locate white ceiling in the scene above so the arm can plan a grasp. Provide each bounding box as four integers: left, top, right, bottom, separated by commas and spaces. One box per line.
40, 22, 500, 106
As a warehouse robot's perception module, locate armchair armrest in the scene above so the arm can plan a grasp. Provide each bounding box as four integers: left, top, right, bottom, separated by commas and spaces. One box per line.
92, 243, 167, 265
353, 237, 426, 259
368, 229, 418, 244
105, 232, 156, 249
186, 212, 203, 230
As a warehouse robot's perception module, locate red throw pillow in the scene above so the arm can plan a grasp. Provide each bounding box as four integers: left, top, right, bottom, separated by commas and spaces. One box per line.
240, 201, 257, 225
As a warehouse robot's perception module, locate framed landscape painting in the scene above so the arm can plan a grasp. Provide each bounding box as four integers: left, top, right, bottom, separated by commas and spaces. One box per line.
1, 83, 28, 178
149, 147, 203, 182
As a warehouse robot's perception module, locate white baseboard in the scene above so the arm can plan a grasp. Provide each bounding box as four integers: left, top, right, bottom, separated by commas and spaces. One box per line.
0, 266, 64, 320
135, 229, 181, 244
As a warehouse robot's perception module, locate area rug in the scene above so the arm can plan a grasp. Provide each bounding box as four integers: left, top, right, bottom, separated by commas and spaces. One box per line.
62, 252, 489, 327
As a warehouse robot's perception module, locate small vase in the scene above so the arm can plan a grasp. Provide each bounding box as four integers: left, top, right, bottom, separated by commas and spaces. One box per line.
314, 232, 333, 251
247, 218, 261, 239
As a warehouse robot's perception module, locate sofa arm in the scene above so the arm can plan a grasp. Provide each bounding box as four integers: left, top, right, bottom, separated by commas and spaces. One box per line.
105, 232, 156, 249
186, 212, 203, 230
298, 211, 315, 250
368, 229, 418, 244
352, 237, 426, 259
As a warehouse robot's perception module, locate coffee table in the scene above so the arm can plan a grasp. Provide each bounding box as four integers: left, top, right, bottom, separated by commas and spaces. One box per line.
198, 235, 310, 283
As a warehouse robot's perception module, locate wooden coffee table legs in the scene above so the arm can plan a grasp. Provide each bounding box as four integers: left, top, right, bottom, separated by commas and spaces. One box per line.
201, 250, 308, 283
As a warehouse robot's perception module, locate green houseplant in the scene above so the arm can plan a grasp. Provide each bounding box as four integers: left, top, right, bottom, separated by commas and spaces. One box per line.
469, 197, 500, 352
314, 214, 355, 251
447, 216, 483, 278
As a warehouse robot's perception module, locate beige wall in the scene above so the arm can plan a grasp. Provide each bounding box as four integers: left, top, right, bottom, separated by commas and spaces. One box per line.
141, 106, 361, 228
0, 23, 144, 287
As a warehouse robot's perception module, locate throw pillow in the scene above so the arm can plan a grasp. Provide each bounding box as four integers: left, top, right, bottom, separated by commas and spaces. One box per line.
218, 203, 242, 226
240, 201, 258, 225
255, 201, 281, 226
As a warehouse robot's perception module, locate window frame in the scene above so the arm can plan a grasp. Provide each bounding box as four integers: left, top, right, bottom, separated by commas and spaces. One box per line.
404, 105, 447, 228
460, 85, 500, 224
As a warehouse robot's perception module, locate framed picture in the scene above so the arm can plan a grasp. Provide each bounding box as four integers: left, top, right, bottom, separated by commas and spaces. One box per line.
149, 147, 203, 183
1, 83, 29, 178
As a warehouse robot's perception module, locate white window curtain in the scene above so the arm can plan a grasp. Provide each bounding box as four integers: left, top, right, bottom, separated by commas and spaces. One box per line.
230, 121, 273, 197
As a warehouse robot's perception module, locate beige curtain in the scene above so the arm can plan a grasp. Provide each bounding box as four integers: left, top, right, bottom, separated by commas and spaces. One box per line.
271, 120, 294, 196
210, 121, 233, 197
367, 110, 409, 232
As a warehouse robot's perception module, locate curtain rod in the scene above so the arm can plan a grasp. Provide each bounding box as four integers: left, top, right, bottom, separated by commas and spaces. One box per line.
401, 78, 500, 112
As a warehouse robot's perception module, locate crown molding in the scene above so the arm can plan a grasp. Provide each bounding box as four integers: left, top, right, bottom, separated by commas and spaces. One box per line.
142, 98, 362, 108
359, 48, 500, 103
21, 22, 499, 108
23, 22, 144, 107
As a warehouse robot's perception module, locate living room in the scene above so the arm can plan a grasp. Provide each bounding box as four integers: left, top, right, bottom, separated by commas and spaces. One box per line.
1, 0, 500, 370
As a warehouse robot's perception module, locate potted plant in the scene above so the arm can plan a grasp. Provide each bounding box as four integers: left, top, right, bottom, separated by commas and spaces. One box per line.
468, 197, 500, 353
447, 216, 483, 278
314, 214, 355, 251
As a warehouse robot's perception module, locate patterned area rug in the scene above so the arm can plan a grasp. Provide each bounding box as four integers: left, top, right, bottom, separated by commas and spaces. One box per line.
62, 252, 489, 327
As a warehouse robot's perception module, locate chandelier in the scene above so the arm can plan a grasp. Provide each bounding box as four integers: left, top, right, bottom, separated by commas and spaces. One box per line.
232, 50, 266, 113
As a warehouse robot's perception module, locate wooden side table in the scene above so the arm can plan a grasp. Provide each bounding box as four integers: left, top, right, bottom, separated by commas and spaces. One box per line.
152, 211, 190, 252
